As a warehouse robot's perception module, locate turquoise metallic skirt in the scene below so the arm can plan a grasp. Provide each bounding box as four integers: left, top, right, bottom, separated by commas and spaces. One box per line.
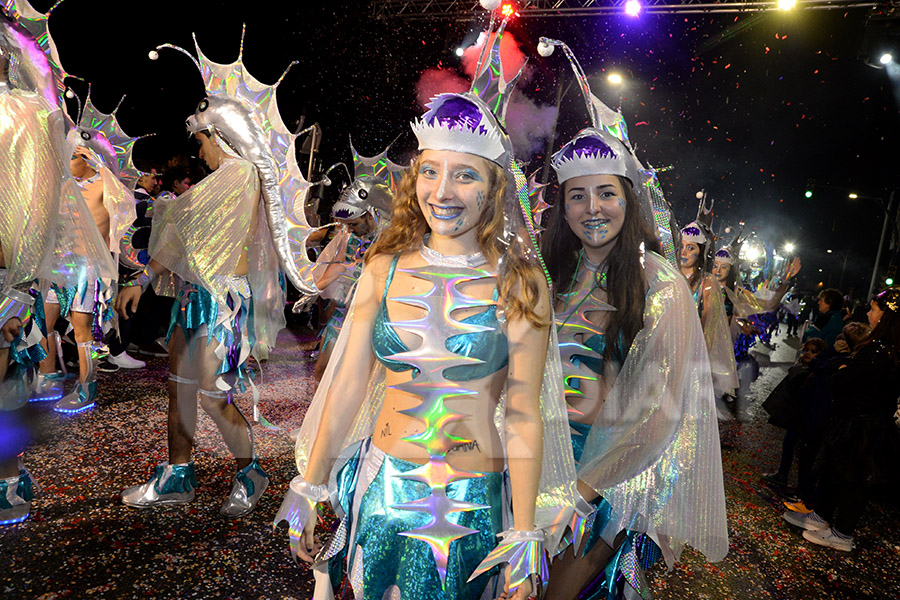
331, 441, 504, 600
166, 279, 255, 390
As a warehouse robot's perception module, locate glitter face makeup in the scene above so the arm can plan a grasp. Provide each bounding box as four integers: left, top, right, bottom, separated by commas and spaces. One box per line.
680, 241, 700, 269
415, 149, 491, 243
712, 259, 731, 284
563, 174, 626, 252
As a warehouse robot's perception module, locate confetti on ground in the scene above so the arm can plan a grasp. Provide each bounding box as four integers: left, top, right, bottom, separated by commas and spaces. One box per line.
2, 328, 898, 599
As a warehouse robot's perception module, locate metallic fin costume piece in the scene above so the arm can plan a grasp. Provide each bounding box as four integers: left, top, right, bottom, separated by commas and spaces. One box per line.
0, 0, 67, 110
67, 87, 149, 190
385, 266, 495, 588
152, 25, 319, 294
467, 530, 547, 590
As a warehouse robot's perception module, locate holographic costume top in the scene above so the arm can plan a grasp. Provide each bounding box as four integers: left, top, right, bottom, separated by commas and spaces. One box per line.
373, 255, 509, 382
688, 273, 739, 398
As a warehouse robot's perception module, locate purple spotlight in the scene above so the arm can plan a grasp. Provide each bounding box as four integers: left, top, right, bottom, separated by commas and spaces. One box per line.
624, 0, 641, 16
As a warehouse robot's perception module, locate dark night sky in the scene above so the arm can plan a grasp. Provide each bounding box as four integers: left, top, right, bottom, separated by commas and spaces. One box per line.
36, 0, 900, 297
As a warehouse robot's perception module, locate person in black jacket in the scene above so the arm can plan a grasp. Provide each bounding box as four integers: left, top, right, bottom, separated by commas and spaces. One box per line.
782, 288, 900, 551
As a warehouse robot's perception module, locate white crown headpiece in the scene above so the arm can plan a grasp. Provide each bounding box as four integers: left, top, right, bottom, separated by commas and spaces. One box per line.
551, 127, 630, 185
715, 247, 734, 265
681, 221, 708, 245
412, 17, 523, 165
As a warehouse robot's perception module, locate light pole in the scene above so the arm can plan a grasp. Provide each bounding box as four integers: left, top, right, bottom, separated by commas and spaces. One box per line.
866, 189, 896, 300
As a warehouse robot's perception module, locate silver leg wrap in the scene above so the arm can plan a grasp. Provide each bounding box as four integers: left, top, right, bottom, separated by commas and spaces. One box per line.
168, 373, 199, 385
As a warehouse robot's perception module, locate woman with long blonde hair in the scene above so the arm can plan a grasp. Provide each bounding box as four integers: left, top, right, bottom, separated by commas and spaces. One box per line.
276, 35, 576, 600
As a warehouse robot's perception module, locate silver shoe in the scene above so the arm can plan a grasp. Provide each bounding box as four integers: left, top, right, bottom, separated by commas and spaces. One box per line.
0, 470, 35, 526
30, 372, 64, 402
122, 462, 196, 508
220, 459, 269, 518
53, 382, 97, 414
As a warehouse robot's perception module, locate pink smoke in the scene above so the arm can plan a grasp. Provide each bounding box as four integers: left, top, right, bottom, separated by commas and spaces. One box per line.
412, 30, 556, 162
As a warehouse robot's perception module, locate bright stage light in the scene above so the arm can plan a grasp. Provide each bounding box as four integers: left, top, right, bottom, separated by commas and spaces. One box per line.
778, 0, 796, 10
608, 72, 623, 85
455, 47, 464, 57
784, 243, 795, 253
501, 3, 515, 17
880, 53, 894, 65
625, 0, 641, 17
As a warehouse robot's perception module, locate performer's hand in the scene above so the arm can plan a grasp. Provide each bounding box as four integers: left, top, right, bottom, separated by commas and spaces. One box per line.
116, 286, 142, 319
496, 568, 534, 600
296, 514, 321, 564
1, 317, 22, 342
785, 257, 802, 279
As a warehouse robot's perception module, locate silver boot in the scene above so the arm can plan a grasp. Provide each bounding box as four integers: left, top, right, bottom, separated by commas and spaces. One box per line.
53, 342, 98, 414
220, 458, 269, 518
31, 371, 65, 402
0, 469, 35, 526
121, 462, 196, 508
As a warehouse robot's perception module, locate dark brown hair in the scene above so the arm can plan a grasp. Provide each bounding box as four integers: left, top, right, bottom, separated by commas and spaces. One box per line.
818, 288, 844, 312
541, 177, 661, 365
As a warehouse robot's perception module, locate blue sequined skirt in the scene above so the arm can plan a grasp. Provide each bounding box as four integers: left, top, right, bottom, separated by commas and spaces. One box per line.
335, 441, 504, 600
166, 278, 255, 387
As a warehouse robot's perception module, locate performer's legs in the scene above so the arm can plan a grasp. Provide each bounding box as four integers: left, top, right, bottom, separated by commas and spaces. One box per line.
313, 339, 334, 382
167, 325, 199, 465
53, 311, 97, 413
196, 336, 252, 471
1, 349, 37, 525
38, 301, 60, 374
121, 324, 198, 509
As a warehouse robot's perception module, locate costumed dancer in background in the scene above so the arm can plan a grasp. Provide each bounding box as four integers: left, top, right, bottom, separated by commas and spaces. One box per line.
275, 15, 577, 600
537, 38, 728, 599
309, 144, 400, 381
117, 28, 322, 517
678, 194, 738, 401
0, 0, 81, 524
712, 236, 800, 447
37, 88, 135, 414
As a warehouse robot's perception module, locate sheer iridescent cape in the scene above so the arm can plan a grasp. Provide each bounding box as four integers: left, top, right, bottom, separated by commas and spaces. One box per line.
149, 152, 284, 355
291, 266, 578, 546
577, 252, 728, 567
0, 88, 64, 296
702, 277, 739, 398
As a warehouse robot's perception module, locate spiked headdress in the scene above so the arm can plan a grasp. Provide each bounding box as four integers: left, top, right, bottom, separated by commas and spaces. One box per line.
65, 87, 148, 190
539, 37, 680, 265
150, 25, 320, 295
330, 139, 404, 222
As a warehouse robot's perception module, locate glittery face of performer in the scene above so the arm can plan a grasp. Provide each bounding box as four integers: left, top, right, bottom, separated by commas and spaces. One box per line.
195, 131, 223, 171
563, 174, 627, 256
712, 257, 731, 285
680, 240, 701, 270
415, 149, 492, 244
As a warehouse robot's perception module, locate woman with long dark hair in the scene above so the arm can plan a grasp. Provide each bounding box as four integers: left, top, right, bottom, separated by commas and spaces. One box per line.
538, 38, 728, 599
782, 288, 900, 551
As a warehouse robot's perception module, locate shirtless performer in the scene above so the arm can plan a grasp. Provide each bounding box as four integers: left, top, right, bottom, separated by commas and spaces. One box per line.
39, 144, 131, 413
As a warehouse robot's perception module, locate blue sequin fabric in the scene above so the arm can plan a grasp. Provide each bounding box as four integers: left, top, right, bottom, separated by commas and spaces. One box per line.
166, 278, 256, 389
340, 444, 504, 600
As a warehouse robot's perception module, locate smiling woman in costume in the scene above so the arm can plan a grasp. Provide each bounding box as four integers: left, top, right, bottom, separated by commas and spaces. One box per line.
275, 20, 577, 600
537, 37, 729, 599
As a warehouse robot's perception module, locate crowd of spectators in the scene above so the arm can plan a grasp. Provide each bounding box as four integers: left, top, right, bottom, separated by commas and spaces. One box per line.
762, 286, 900, 552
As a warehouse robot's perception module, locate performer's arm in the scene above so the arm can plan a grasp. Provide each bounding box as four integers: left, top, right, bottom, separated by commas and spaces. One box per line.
302, 256, 381, 485
115, 259, 170, 318
503, 276, 551, 532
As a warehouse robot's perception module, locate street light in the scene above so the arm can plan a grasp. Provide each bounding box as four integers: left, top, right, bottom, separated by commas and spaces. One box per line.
849, 193, 859, 199
778, 0, 796, 9
827, 249, 833, 254
881, 53, 893, 66
607, 73, 623, 85
784, 242, 795, 254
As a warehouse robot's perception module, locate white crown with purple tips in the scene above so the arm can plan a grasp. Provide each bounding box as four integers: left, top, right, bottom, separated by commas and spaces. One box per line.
681, 221, 708, 245
550, 127, 630, 184
715, 247, 734, 265
412, 93, 507, 163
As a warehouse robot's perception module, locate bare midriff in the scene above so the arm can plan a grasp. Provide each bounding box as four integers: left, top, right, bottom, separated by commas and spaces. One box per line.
371, 252, 507, 474
81, 178, 109, 249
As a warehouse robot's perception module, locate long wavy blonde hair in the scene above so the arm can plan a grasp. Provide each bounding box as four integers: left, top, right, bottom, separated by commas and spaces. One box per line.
366, 153, 549, 328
